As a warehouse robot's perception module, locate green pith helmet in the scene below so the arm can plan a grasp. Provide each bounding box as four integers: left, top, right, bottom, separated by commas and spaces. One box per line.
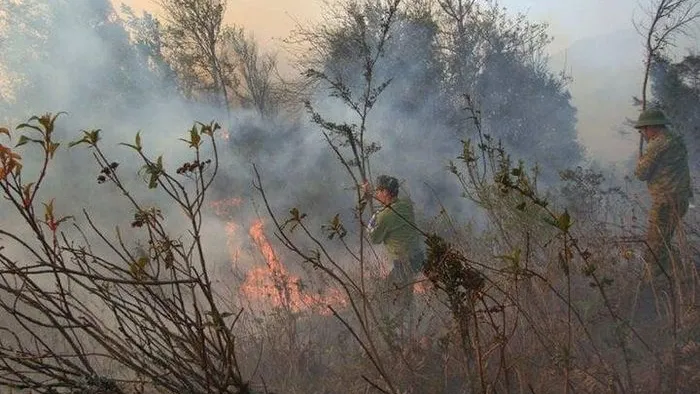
376, 175, 399, 197
634, 108, 669, 129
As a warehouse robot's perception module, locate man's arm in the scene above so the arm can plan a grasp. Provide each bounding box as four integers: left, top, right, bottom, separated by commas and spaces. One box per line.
367, 210, 389, 244
635, 136, 671, 181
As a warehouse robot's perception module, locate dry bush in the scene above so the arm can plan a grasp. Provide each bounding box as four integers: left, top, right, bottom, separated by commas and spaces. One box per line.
0, 114, 263, 393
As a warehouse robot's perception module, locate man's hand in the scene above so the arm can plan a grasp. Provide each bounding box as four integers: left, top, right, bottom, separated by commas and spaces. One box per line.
367, 212, 378, 232
361, 180, 372, 198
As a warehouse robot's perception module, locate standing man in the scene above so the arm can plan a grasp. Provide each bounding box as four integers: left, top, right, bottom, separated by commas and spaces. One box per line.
634, 108, 693, 275
363, 175, 424, 339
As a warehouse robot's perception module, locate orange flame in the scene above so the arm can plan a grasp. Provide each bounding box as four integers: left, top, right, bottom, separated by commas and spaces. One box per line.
241, 219, 347, 314
208, 197, 346, 314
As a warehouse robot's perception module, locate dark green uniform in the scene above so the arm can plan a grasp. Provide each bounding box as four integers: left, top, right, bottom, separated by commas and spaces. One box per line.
368, 197, 424, 341
635, 131, 693, 272
368, 198, 423, 267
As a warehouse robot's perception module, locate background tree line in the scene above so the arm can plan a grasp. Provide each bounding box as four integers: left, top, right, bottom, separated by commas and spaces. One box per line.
1, 0, 582, 182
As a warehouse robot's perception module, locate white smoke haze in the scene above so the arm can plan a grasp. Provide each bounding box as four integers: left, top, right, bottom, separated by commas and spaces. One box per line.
0, 0, 632, 315
2, 0, 678, 231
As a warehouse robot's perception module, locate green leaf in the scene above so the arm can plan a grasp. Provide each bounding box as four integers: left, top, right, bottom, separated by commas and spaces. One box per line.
496, 249, 521, 266
120, 132, 143, 151
38, 114, 52, 131
88, 129, 101, 144
289, 207, 306, 221
119, 143, 139, 151
68, 138, 88, 148
137, 256, 149, 268
15, 135, 29, 147
43, 199, 55, 221
129, 256, 149, 278
285, 207, 307, 232
147, 156, 163, 189
148, 174, 159, 189
70, 129, 101, 148
557, 210, 573, 232
22, 182, 34, 200
16, 123, 42, 133
187, 125, 202, 148
16, 136, 43, 147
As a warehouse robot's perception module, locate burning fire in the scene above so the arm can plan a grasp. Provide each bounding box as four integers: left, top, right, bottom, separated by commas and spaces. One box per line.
241, 219, 346, 314
209, 197, 346, 314
209, 198, 431, 314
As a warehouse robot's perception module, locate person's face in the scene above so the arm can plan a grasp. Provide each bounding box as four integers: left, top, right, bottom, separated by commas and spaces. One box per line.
375, 188, 394, 205
640, 125, 663, 142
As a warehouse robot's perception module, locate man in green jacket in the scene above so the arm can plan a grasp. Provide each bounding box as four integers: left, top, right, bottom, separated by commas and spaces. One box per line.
634, 108, 693, 275
363, 175, 424, 340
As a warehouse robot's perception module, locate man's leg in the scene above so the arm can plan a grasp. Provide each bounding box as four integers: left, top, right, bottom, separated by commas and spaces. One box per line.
645, 203, 673, 275
637, 199, 689, 327
645, 199, 688, 276
668, 200, 689, 271
386, 261, 414, 342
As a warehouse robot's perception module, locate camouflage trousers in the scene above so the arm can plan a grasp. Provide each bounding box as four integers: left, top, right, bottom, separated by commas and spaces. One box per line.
644, 198, 689, 275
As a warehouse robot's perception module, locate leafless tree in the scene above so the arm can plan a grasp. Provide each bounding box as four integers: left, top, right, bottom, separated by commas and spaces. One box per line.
224, 28, 279, 118
636, 0, 700, 110
159, 0, 236, 115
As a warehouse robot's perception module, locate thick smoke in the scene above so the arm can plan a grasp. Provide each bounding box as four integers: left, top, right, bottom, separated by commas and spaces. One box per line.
0, 1, 389, 292
0, 0, 593, 277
